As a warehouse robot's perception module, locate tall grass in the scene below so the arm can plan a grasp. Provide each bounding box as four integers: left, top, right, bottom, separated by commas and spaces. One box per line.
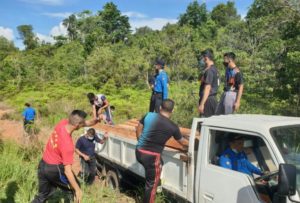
0, 140, 136, 203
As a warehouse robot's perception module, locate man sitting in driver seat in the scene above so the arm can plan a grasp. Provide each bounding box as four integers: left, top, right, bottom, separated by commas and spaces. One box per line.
219, 134, 263, 176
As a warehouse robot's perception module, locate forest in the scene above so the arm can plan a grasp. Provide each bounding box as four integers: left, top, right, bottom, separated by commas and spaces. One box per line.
0, 0, 299, 127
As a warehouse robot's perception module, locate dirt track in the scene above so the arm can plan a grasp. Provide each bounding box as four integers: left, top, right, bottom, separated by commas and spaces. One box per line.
0, 103, 81, 174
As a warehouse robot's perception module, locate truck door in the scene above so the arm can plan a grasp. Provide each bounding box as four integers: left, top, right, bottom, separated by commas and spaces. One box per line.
195, 127, 276, 203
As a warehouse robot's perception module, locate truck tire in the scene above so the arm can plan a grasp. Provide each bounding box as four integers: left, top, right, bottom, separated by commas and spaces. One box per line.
96, 160, 106, 179
106, 170, 119, 191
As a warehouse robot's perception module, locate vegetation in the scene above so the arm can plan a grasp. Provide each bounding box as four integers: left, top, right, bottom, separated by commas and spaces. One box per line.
1, 1, 299, 125
0, 140, 140, 202
0, 0, 299, 202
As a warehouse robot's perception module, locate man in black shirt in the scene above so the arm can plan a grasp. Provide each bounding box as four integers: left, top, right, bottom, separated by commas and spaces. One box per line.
136, 99, 187, 203
198, 49, 220, 117
216, 52, 244, 115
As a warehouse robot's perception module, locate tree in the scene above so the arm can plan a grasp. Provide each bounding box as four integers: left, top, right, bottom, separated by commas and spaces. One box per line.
98, 2, 131, 43
0, 36, 17, 61
63, 14, 78, 41
211, 1, 240, 27
17, 25, 38, 50
178, 1, 207, 28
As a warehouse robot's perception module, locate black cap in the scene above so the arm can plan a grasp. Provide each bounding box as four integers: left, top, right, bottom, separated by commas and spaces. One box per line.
228, 134, 244, 142
155, 59, 165, 67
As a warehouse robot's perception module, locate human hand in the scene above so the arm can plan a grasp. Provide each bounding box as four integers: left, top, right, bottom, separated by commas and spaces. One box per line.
83, 155, 90, 161
74, 188, 82, 203
198, 104, 204, 113
103, 132, 109, 139
233, 101, 240, 111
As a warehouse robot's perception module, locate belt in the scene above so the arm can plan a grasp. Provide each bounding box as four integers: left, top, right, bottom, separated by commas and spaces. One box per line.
153, 91, 162, 95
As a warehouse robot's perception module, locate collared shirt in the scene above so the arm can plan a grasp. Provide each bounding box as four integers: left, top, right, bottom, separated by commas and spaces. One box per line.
22, 107, 36, 121
219, 148, 263, 176
154, 70, 168, 100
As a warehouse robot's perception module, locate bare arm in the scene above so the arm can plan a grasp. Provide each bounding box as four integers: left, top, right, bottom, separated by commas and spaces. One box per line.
75, 148, 89, 160
199, 84, 211, 113
136, 123, 143, 140
92, 105, 97, 119
84, 118, 98, 127
64, 164, 82, 203
176, 137, 189, 151
100, 99, 109, 110
234, 84, 244, 111
236, 84, 244, 103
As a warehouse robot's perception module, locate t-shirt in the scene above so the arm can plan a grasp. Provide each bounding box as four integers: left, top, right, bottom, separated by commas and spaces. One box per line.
42, 119, 74, 165
224, 67, 244, 92
136, 112, 182, 153
94, 94, 106, 108
199, 65, 219, 99
22, 107, 36, 121
75, 135, 102, 157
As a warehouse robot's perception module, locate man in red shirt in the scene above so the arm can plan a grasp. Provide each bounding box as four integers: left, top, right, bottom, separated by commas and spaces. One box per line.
32, 110, 99, 203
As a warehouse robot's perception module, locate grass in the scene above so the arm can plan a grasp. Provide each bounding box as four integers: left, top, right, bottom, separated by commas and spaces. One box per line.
0, 140, 135, 203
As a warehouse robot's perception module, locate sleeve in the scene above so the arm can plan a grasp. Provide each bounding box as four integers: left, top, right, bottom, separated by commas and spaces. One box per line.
204, 69, 214, 85
75, 137, 82, 150
219, 155, 233, 169
22, 110, 26, 117
101, 95, 106, 101
173, 126, 183, 141
235, 72, 244, 85
162, 74, 168, 100
94, 134, 101, 143
246, 160, 263, 175
140, 114, 147, 125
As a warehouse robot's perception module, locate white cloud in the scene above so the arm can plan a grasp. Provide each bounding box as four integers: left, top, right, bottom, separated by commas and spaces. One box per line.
122, 11, 147, 19
50, 22, 67, 37
42, 12, 72, 18
130, 18, 177, 31
36, 33, 55, 43
0, 27, 14, 41
20, 0, 64, 6
35, 22, 67, 44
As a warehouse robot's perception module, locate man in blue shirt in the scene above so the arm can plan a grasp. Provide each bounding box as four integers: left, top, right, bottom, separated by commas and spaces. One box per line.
75, 128, 108, 185
22, 103, 36, 130
219, 134, 263, 176
149, 59, 169, 113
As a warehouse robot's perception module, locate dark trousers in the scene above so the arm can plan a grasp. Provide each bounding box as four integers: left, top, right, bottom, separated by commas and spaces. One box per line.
199, 95, 217, 118
149, 93, 162, 113
136, 148, 162, 203
32, 160, 78, 203
80, 157, 97, 185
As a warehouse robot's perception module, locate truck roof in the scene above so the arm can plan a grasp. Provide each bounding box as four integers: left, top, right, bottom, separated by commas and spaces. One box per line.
201, 114, 300, 133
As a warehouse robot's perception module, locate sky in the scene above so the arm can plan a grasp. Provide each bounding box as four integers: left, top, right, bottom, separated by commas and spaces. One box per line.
0, 0, 253, 49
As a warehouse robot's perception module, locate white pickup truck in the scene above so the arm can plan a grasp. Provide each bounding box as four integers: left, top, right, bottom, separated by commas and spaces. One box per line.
92, 115, 300, 203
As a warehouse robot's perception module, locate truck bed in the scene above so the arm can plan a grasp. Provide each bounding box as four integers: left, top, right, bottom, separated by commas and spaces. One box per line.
93, 119, 193, 151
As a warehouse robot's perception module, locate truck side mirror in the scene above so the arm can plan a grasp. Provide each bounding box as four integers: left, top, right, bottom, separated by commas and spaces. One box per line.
278, 164, 296, 196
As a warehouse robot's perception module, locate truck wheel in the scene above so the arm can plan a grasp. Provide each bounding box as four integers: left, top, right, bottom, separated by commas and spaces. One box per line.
96, 160, 106, 181
106, 170, 119, 191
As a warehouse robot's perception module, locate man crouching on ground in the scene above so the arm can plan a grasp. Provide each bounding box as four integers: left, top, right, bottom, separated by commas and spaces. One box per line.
31, 110, 99, 203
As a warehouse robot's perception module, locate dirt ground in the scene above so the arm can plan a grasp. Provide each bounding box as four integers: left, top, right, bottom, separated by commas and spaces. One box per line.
0, 103, 137, 203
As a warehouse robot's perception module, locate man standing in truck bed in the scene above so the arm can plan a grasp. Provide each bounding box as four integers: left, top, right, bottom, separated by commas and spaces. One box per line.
136, 99, 187, 203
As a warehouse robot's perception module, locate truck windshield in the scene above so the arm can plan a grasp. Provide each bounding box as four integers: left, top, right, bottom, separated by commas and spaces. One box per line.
271, 125, 300, 194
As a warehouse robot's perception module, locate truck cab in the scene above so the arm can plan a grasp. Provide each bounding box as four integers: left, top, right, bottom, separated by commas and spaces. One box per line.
192, 115, 300, 203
